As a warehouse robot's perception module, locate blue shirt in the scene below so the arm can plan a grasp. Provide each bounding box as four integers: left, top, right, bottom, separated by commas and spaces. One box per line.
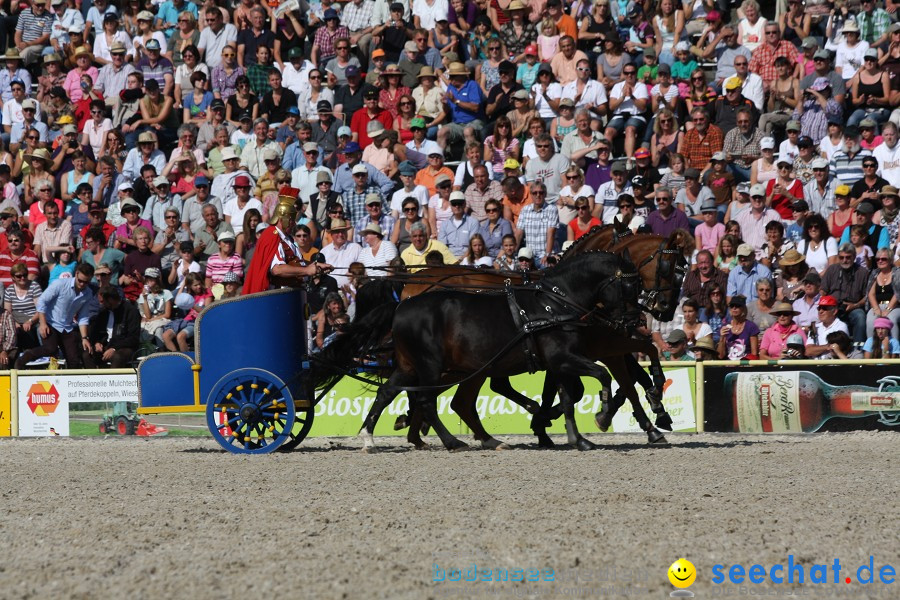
727, 262, 772, 301
447, 80, 484, 125
37, 278, 97, 333
863, 337, 900, 354
333, 161, 395, 198
155, 0, 198, 40
839, 223, 891, 250
439, 214, 481, 256
122, 148, 166, 183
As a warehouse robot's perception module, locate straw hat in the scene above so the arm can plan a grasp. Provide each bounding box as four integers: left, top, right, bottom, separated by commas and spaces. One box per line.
770, 301, 800, 316
74, 45, 93, 60
381, 63, 402, 76
447, 62, 469, 77
692, 337, 716, 354
779, 249, 805, 267
328, 218, 352, 232
507, 0, 526, 10
417, 66, 437, 79
360, 223, 384, 238
25, 148, 51, 163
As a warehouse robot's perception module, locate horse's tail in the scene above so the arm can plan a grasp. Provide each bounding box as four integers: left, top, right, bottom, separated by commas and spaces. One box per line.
310, 302, 398, 391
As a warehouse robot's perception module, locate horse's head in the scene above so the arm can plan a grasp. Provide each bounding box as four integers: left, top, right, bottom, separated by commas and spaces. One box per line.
648, 233, 688, 320
611, 233, 687, 321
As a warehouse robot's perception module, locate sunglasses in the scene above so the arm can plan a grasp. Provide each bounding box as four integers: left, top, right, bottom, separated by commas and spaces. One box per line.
485, 208, 498, 213
403, 207, 418, 212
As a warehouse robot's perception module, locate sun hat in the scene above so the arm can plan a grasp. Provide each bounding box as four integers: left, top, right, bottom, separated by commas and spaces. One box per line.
144, 267, 161, 279
874, 317, 894, 330
351, 163, 368, 175
770, 301, 800, 316
217, 231, 236, 242
328, 218, 352, 232
417, 66, 437, 79
517, 246, 534, 259
735, 243, 754, 257
361, 222, 383, 237
316, 170, 333, 184
779, 249, 805, 266
693, 336, 716, 353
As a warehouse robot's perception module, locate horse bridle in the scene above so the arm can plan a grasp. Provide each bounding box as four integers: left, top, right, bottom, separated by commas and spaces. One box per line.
636, 241, 688, 319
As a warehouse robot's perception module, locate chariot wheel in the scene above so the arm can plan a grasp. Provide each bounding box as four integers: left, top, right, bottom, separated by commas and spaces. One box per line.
205, 368, 296, 454
276, 400, 315, 452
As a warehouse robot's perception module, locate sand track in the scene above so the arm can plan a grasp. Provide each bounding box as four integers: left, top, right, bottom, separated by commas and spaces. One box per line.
0, 432, 897, 600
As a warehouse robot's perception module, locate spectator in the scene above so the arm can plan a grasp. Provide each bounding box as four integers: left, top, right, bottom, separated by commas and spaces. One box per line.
647, 187, 690, 237
320, 219, 362, 287
793, 270, 823, 328
865, 247, 900, 338
759, 301, 805, 359
679, 107, 723, 172
747, 277, 777, 333
400, 221, 457, 266
864, 317, 900, 359
14, 263, 96, 369
804, 295, 850, 359
515, 181, 559, 266
682, 249, 728, 306
718, 295, 760, 359
839, 201, 890, 253
439, 191, 480, 257
662, 329, 694, 361
821, 242, 870, 343
727, 242, 772, 302
83, 285, 140, 368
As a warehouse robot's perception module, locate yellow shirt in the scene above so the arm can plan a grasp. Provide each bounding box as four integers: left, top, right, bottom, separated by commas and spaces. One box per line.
400, 239, 458, 266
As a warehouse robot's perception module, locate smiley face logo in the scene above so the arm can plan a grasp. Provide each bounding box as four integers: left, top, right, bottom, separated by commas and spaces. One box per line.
668, 558, 696, 588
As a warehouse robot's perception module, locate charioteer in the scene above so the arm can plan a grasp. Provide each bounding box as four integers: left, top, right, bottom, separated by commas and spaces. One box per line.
243, 187, 334, 294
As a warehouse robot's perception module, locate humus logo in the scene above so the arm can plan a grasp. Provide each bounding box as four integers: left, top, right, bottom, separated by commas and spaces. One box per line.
26, 382, 61, 416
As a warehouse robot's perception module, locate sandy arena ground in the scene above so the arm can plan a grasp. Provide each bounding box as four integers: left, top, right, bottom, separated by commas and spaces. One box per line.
1, 432, 898, 600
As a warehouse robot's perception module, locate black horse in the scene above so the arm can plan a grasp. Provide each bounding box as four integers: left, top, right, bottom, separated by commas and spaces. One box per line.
316, 251, 643, 451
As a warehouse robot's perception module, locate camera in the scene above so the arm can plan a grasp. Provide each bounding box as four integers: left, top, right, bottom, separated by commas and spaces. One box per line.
68, 140, 78, 149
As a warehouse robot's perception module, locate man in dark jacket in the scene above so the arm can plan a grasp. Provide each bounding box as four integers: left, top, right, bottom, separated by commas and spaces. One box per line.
83, 285, 141, 368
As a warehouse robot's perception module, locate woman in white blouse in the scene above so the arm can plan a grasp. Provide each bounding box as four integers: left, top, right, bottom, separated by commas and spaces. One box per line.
358, 223, 398, 275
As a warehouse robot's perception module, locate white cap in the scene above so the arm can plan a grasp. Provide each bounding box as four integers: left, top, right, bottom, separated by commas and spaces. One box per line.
221, 147, 239, 161
117, 181, 134, 191
449, 191, 466, 202
750, 183, 766, 197
811, 157, 829, 169
517, 247, 534, 260
351, 164, 368, 175
760, 137, 775, 150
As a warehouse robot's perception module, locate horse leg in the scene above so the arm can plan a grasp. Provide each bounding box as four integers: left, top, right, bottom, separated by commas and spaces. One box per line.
359, 371, 412, 452
637, 345, 674, 431
605, 355, 668, 445
489, 377, 540, 415
405, 395, 430, 449
530, 373, 562, 448
555, 374, 596, 451
452, 377, 510, 450
414, 392, 469, 452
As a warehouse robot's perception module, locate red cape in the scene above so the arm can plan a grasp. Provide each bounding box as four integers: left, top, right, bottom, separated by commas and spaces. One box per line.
242, 226, 282, 295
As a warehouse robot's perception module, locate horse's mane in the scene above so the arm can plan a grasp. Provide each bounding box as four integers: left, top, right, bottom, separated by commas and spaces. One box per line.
559, 223, 614, 260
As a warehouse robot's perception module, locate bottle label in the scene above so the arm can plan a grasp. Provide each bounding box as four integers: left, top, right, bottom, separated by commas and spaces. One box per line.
735, 372, 802, 433
851, 392, 900, 411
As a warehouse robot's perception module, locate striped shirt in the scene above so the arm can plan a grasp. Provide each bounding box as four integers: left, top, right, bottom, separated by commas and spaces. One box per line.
4, 280, 41, 323
0, 251, 40, 287
204, 252, 243, 284
829, 148, 873, 187
15, 8, 53, 44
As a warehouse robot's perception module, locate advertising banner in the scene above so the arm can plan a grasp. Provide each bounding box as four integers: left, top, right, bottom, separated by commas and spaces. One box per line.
0, 374, 10, 436
702, 362, 900, 433
18, 373, 139, 437
310, 366, 697, 437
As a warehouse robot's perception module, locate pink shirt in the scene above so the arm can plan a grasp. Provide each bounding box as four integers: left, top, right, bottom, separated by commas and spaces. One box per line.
63, 67, 100, 103
694, 221, 725, 252
759, 322, 806, 358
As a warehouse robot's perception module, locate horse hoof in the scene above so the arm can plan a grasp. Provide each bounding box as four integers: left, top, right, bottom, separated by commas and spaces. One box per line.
360, 446, 379, 454
647, 430, 669, 445
413, 443, 430, 450
575, 437, 597, 451
655, 413, 674, 431
480, 438, 508, 450
594, 412, 611, 432
393, 415, 408, 431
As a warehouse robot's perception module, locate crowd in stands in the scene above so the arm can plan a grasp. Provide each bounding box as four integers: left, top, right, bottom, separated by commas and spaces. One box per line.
0, 0, 899, 367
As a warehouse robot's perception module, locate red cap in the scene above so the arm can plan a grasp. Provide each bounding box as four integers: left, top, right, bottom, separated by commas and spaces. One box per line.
233, 175, 251, 188
818, 295, 838, 307
634, 148, 650, 159
524, 44, 538, 56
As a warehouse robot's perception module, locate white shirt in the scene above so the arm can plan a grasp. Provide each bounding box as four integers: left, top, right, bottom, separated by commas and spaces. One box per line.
819, 135, 843, 161
290, 164, 332, 206
405, 138, 442, 158
874, 141, 900, 188
390, 185, 428, 217
531, 82, 563, 119
596, 181, 632, 223
738, 72, 764, 111
2, 98, 41, 128
835, 40, 870, 81
609, 81, 649, 117
778, 140, 799, 164
197, 22, 237, 69
321, 241, 362, 287
561, 78, 608, 113
223, 197, 264, 235
130, 32, 167, 60
412, 0, 448, 30
93, 30, 133, 64
280, 60, 315, 97
807, 318, 849, 359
